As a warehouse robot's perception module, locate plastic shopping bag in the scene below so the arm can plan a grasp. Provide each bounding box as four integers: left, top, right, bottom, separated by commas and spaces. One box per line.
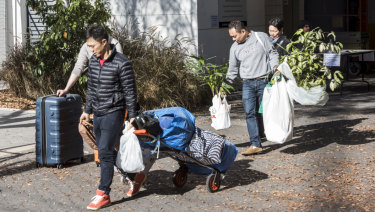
278, 60, 328, 106
262, 76, 294, 144
116, 123, 145, 173
209, 94, 231, 130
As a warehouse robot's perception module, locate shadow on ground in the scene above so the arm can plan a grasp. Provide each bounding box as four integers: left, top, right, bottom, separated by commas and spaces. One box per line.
0, 153, 96, 177
0, 109, 35, 129
0, 145, 34, 163
236, 118, 375, 155
112, 158, 267, 204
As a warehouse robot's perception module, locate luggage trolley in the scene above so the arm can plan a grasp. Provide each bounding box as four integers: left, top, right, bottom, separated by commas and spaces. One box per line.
133, 128, 228, 193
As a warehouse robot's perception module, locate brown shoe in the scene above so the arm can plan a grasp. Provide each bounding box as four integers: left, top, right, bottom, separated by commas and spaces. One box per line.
241, 146, 263, 155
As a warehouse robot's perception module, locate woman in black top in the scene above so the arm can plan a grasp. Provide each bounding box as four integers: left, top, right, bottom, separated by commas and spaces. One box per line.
268, 17, 290, 58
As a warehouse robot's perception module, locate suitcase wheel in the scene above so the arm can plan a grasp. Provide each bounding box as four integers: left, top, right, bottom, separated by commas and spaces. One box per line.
57, 164, 63, 169
36, 162, 41, 168
96, 162, 101, 167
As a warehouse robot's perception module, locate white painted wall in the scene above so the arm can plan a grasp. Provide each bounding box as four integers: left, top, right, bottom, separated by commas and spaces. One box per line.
8, 0, 27, 46
109, 0, 198, 55
197, 0, 226, 64
198, 0, 266, 65
11, 0, 27, 45
1, 0, 27, 68
109, 0, 267, 65
0, 0, 7, 67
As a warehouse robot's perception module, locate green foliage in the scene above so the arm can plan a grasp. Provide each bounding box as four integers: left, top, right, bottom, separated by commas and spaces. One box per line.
26, 0, 111, 76
185, 56, 234, 97
283, 27, 344, 91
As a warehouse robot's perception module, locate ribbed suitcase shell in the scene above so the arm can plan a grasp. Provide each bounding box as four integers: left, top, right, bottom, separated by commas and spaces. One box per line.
35, 94, 83, 167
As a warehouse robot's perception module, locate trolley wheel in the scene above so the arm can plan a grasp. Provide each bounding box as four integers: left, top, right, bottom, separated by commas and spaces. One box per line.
173, 168, 188, 188
36, 162, 41, 168
206, 173, 221, 193
80, 157, 85, 163
96, 162, 100, 167
57, 164, 63, 169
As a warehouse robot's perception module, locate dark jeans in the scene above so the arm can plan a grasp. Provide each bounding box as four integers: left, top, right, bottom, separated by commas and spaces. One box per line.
242, 79, 266, 148
93, 110, 124, 194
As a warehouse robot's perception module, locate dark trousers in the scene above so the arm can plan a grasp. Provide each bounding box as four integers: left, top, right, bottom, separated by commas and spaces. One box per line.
93, 110, 124, 194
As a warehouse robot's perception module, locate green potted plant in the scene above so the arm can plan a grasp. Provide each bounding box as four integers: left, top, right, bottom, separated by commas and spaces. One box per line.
185, 56, 233, 96
280, 27, 344, 91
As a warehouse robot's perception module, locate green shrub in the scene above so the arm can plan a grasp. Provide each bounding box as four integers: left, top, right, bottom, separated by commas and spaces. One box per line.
26, 0, 111, 76
112, 24, 210, 110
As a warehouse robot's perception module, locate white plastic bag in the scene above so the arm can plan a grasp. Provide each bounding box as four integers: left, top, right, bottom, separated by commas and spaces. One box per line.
262, 75, 294, 144
278, 60, 329, 106
209, 93, 231, 130
116, 123, 145, 173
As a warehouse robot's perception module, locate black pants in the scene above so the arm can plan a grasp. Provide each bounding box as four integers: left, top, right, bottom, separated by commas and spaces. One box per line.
93, 110, 124, 194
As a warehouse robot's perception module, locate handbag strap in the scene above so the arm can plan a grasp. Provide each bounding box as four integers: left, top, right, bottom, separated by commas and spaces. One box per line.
255, 32, 273, 74
254, 32, 267, 54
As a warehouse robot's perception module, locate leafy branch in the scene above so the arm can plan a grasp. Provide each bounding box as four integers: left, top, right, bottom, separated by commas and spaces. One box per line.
283, 27, 344, 91
185, 56, 234, 96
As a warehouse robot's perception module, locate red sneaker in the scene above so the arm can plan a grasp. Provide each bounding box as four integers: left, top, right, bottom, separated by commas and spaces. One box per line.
87, 190, 111, 210
127, 172, 147, 197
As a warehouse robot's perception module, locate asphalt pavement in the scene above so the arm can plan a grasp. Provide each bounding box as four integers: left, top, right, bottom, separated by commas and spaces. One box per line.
1, 77, 375, 211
